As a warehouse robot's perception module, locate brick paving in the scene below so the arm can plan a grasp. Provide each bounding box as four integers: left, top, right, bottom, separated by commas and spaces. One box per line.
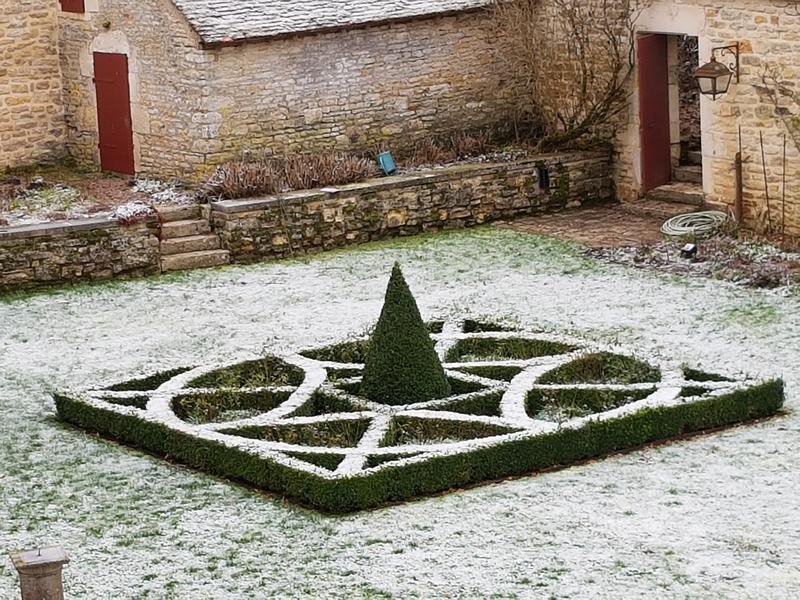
499, 203, 674, 248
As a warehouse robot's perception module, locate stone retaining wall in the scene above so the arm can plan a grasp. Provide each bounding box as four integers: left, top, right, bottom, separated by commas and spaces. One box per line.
0, 217, 160, 292
211, 153, 612, 262
0, 154, 612, 292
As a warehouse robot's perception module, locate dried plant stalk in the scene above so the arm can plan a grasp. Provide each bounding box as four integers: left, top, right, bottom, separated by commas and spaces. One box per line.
199, 152, 380, 201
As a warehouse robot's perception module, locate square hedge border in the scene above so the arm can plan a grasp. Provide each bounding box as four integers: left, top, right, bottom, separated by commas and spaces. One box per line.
54, 379, 784, 513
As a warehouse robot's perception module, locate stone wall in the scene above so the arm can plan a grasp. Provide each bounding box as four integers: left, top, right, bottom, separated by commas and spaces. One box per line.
0, 217, 160, 292
210, 153, 611, 262
57, 4, 512, 180
200, 13, 514, 172
0, 0, 66, 169
617, 0, 800, 234
57, 0, 205, 173
0, 154, 610, 292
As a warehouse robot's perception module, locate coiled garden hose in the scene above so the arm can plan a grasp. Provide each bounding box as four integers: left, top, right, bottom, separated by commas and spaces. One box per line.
660, 210, 729, 238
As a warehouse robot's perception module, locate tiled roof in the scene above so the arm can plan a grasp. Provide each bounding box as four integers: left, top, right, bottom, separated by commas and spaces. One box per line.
170, 0, 494, 44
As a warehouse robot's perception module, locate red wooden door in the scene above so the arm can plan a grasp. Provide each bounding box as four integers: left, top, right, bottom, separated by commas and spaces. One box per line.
637, 34, 671, 193
93, 52, 135, 175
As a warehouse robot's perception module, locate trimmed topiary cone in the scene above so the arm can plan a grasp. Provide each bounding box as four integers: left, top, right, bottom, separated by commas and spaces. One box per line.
360, 263, 451, 404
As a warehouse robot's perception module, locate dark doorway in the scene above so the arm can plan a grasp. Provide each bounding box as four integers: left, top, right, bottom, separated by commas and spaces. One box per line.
637, 34, 671, 193
677, 36, 701, 166
93, 52, 135, 175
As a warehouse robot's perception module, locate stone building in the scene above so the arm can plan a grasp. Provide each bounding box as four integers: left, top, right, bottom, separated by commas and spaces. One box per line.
6, 0, 800, 235
618, 0, 800, 233
39, 0, 510, 180
0, 0, 67, 170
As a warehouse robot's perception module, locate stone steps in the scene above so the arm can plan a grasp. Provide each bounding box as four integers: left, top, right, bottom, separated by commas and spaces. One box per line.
160, 219, 211, 239
161, 249, 230, 272
160, 234, 221, 256
155, 204, 229, 273
673, 165, 702, 184
155, 204, 202, 223
645, 181, 704, 206
620, 199, 728, 224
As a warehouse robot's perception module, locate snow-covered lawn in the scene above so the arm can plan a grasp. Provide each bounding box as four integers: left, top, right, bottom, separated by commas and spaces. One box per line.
1, 226, 798, 599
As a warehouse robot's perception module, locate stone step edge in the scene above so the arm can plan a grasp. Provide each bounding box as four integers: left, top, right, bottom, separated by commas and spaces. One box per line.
646, 189, 705, 206
619, 201, 729, 223
618, 201, 696, 220
160, 234, 221, 256
160, 219, 212, 239
161, 249, 230, 272
154, 203, 204, 223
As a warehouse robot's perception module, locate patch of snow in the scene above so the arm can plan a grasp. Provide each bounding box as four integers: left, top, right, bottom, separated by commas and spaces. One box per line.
110, 200, 155, 224
132, 179, 194, 205
1, 228, 799, 598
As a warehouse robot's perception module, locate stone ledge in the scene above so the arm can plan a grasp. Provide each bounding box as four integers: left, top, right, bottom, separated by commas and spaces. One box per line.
0, 215, 158, 241
210, 152, 607, 216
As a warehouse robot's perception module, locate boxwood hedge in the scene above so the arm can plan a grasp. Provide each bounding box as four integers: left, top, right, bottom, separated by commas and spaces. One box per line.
54, 378, 784, 513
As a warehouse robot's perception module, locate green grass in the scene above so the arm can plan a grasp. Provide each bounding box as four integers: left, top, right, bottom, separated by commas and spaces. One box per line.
102, 395, 150, 409
221, 419, 371, 447
462, 319, 513, 333
453, 365, 524, 381
285, 451, 346, 471
288, 390, 364, 417
682, 367, 733, 383
186, 357, 304, 388
107, 367, 194, 391
526, 387, 655, 421
172, 389, 292, 424
380, 416, 518, 446
300, 340, 370, 363
538, 352, 660, 384
445, 337, 576, 362
426, 391, 504, 417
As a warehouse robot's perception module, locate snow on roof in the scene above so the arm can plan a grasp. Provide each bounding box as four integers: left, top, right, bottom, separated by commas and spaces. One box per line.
170, 0, 494, 44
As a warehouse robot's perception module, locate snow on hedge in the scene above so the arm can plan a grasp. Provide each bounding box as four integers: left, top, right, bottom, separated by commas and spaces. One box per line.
1, 228, 798, 598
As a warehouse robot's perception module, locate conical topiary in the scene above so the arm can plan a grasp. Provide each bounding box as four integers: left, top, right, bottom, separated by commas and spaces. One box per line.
359, 263, 451, 404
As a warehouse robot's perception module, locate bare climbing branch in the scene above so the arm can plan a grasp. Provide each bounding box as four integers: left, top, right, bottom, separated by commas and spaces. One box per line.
490, 0, 643, 150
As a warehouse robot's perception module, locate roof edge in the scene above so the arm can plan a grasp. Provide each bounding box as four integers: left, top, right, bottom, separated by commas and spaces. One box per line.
199, 6, 489, 49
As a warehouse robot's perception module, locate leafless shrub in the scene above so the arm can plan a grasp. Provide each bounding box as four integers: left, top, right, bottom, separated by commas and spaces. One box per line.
404, 139, 454, 168
758, 64, 800, 155
490, 0, 642, 150
450, 130, 493, 157
399, 131, 496, 168
198, 159, 280, 200
198, 151, 379, 201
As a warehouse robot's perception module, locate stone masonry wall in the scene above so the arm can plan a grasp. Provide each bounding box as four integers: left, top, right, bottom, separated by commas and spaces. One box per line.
211, 153, 611, 262
0, 154, 610, 292
0, 218, 160, 292
57, 0, 208, 174
200, 13, 514, 172
0, 0, 66, 169
617, 0, 800, 235
58, 5, 512, 181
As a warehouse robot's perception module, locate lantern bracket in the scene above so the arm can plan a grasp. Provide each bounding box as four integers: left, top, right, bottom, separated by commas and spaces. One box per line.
711, 43, 740, 83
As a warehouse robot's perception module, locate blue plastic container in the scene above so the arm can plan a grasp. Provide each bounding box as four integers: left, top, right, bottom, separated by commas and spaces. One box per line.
376, 151, 397, 175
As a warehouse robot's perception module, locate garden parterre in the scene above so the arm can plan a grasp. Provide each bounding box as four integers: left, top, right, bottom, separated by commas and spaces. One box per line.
1, 227, 798, 598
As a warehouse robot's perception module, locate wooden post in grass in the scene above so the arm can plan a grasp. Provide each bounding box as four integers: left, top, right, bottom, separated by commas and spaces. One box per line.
8, 546, 69, 600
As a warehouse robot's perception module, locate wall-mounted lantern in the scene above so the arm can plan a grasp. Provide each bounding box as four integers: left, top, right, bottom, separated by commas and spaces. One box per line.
693, 43, 740, 100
